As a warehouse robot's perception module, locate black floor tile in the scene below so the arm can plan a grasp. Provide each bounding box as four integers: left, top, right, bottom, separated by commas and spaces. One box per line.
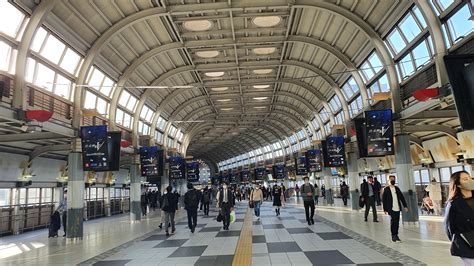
267, 242, 302, 253
252, 235, 266, 243
215, 230, 241, 237
93, 260, 131, 266
286, 228, 315, 234
263, 224, 285, 229
142, 234, 170, 241
357, 263, 403, 266
304, 250, 354, 265
168, 246, 207, 257
317, 232, 352, 240
153, 239, 188, 248
199, 226, 222, 232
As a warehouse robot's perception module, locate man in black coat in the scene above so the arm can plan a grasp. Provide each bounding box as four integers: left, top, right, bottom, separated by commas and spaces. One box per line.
382, 175, 408, 242
373, 177, 382, 206
361, 176, 379, 222
217, 182, 234, 230
184, 183, 200, 233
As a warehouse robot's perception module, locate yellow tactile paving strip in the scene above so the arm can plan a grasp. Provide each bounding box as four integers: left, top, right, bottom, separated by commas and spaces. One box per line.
232, 207, 253, 266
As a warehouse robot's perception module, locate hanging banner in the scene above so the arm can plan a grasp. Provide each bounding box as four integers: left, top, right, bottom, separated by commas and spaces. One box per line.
272, 164, 286, 180
169, 156, 185, 179
254, 168, 266, 180
365, 109, 394, 156
139, 146, 159, 177
295, 156, 308, 176
186, 162, 200, 182
306, 149, 322, 172
81, 125, 109, 172
324, 136, 346, 167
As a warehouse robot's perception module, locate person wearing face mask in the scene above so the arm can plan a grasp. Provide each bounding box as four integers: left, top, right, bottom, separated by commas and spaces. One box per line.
382, 175, 408, 242
250, 183, 264, 221
444, 171, 474, 265
361, 176, 379, 222
425, 178, 443, 215
300, 176, 316, 225
216, 181, 234, 230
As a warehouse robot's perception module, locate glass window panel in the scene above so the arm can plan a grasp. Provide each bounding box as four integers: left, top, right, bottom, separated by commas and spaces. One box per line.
412, 40, 431, 68
398, 53, 415, 79
123, 112, 132, 128
54, 74, 71, 100
378, 74, 390, 92
319, 108, 329, 122
25, 58, 36, 83
368, 53, 383, 73
31, 27, 47, 53
329, 95, 342, 113
435, 0, 456, 11
361, 61, 375, 81
88, 68, 105, 91
0, 189, 11, 206
116, 109, 124, 125
0, 41, 12, 72
41, 35, 66, 64
387, 29, 406, 55
155, 131, 163, 143
399, 13, 422, 42
84, 91, 97, 109
118, 90, 130, 107
41, 188, 52, 203
157, 117, 167, 130
420, 169, 430, 184
140, 106, 151, 120
96, 97, 107, 115
440, 167, 451, 183
0, 1, 25, 38
447, 5, 473, 43
413, 170, 421, 184
412, 6, 427, 28
60, 48, 81, 75
35, 63, 55, 91
126, 94, 137, 111
451, 165, 463, 173
28, 188, 40, 204
100, 77, 114, 97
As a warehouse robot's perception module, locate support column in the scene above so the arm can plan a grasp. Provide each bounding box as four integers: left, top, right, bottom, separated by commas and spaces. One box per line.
66, 152, 85, 239
161, 162, 170, 193
395, 134, 419, 222
129, 162, 141, 222
11, 188, 22, 235
104, 187, 111, 217
324, 171, 334, 205
347, 152, 360, 210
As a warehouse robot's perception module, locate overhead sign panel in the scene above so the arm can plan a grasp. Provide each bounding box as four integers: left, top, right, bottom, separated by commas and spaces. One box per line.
186, 162, 200, 182
169, 156, 185, 179
81, 125, 109, 172
323, 136, 345, 167
295, 156, 308, 176
306, 149, 322, 172
365, 109, 394, 156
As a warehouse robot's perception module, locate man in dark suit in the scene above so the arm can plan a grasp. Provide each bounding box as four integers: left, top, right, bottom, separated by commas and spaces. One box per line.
217, 181, 234, 230
382, 175, 408, 242
361, 176, 379, 222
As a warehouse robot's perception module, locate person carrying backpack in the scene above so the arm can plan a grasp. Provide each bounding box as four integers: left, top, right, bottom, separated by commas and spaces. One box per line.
184, 183, 200, 233
202, 186, 211, 216
162, 186, 178, 236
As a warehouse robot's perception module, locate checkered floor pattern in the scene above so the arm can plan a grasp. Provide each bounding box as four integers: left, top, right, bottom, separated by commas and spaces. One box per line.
83, 201, 419, 266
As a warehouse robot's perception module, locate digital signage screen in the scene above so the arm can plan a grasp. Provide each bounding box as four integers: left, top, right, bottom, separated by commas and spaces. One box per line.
169, 156, 185, 179
81, 125, 109, 172
354, 118, 368, 158
306, 149, 322, 172
365, 110, 394, 156
240, 171, 249, 182
296, 156, 308, 176
186, 162, 200, 182
107, 132, 121, 171
254, 168, 266, 180
272, 164, 286, 180
139, 146, 159, 177
323, 136, 345, 167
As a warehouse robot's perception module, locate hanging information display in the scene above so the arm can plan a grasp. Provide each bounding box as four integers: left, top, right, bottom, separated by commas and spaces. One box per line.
107, 132, 122, 171
296, 156, 308, 176
323, 136, 345, 167
365, 109, 394, 156
81, 125, 109, 172
306, 149, 322, 172
240, 170, 249, 183
272, 164, 286, 180
186, 162, 200, 182
139, 146, 159, 177
169, 156, 185, 179
254, 168, 266, 180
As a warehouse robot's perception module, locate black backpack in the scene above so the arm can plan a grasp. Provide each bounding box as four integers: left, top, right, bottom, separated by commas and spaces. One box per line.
188, 190, 199, 207
203, 191, 210, 203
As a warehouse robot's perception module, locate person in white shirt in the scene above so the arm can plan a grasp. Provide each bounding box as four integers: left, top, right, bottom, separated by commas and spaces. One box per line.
382, 175, 409, 243
425, 179, 443, 215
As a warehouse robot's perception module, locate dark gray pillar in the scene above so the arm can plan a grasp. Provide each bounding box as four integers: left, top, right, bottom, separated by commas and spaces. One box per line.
347, 152, 360, 210
66, 152, 84, 239
395, 134, 419, 222
130, 163, 141, 221
324, 173, 334, 205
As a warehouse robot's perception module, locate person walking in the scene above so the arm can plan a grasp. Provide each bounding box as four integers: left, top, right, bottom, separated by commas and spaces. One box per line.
250, 184, 264, 221
273, 185, 284, 216
184, 183, 200, 233
340, 182, 349, 206
300, 177, 316, 225
425, 179, 443, 215
382, 175, 408, 242
141, 191, 148, 216
281, 183, 287, 201
295, 184, 300, 198
216, 182, 234, 230
321, 184, 326, 199
361, 176, 379, 222
373, 177, 382, 206
158, 191, 166, 229
444, 170, 474, 266
162, 186, 178, 236
57, 191, 68, 237
314, 184, 320, 205
202, 186, 211, 216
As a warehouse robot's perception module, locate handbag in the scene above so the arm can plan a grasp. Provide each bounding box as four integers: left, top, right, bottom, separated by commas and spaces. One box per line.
460, 231, 474, 248
216, 211, 223, 222
358, 196, 365, 208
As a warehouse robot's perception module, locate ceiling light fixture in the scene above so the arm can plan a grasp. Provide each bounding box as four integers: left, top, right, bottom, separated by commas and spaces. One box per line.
252, 16, 282, 27
196, 50, 219, 58
253, 47, 276, 55
211, 87, 229, 92
253, 106, 267, 109
183, 20, 213, 31
217, 99, 232, 102
253, 69, 273, 75
221, 108, 234, 111
205, 71, 225, 77
253, 97, 268, 100
253, 85, 270, 89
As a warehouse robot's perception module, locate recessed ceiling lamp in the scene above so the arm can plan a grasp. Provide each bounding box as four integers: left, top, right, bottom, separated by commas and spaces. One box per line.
253, 85, 270, 89
253, 47, 276, 55
253, 97, 268, 100
253, 106, 267, 109
253, 69, 273, 75
252, 16, 282, 27
183, 20, 213, 31
217, 99, 232, 102
231, 132, 239, 135
221, 108, 234, 111
205, 71, 225, 77
196, 50, 219, 58
211, 87, 229, 92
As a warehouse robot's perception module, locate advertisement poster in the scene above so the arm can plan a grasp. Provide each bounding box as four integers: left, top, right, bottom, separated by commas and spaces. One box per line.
254, 168, 266, 180
186, 162, 200, 182
169, 156, 185, 179
325, 136, 345, 167
81, 125, 109, 172
139, 146, 159, 176
306, 149, 322, 172
273, 164, 286, 180
365, 110, 394, 156
296, 156, 308, 176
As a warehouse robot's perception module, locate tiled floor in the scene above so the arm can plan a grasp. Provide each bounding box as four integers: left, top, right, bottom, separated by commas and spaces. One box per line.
0, 198, 461, 265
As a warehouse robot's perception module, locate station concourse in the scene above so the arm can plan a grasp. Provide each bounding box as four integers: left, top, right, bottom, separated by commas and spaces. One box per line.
0, 0, 473, 265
